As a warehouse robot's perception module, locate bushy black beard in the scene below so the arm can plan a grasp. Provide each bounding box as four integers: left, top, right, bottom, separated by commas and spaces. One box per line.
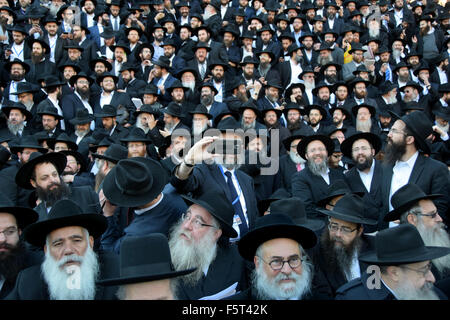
288, 119, 302, 131
384, 138, 406, 164
36, 180, 72, 207
320, 230, 362, 277
0, 241, 27, 284
355, 154, 373, 171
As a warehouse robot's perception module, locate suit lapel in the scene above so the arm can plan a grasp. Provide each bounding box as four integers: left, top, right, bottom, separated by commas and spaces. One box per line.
408, 154, 425, 184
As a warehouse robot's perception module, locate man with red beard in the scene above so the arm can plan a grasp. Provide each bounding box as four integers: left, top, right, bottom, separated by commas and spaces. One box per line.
168, 191, 247, 300
312, 194, 377, 299
384, 184, 450, 284
0, 192, 39, 298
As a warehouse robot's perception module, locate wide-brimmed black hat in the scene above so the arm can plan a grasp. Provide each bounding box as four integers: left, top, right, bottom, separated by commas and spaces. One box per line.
166, 79, 189, 94
69, 108, 95, 125
23, 199, 107, 248
9, 135, 48, 155
0, 191, 38, 230
0, 144, 10, 165
320, 62, 341, 74
238, 213, 317, 261
351, 103, 376, 118
27, 37, 50, 54
89, 57, 113, 72
15, 152, 66, 190
198, 81, 218, 95
402, 101, 424, 113
189, 104, 212, 119
238, 100, 261, 118
432, 106, 450, 121
153, 56, 171, 69
94, 104, 117, 118
317, 179, 364, 207
124, 26, 143, 38
58, 60, 82, 73
98, 233, 195, 286
181, 190, 237, 238
134, 104, 161, 118
120, 127, 152, 144
69, 71, 94, 87
59, 149, 87, 172
7, 25, 27, 35
257, 188, 291, 215
318, 193, 377, 225
103, 157, 168, 207
119, 61, 139, 73
271, 198, 325, 232
47, 133, 78, 151
392, 61, 410, 73
340, 132, 381, 159
2, 101, 32, 120
282, 100, 306, 117
329, 105, 351, 119
163, 102, 183, 118
63, 43, 84, 52
413, 61, 432, 77
255, 49, 275, 62
384, 184, 443, 222
208, 59, 228, 71
88, 135, 114, 153
10, 82, 37, 96
378, 81, 397, 95
37, 104, 64, 120
350, 76, 371, 89
110, 40, 131, 55
281, 127, 314, 151
304, 104, 327, 119
438, 83, 450, 94
359, 224, 450, 265
297, 134, 334, 160
92, 143, 128, 164
216, 116, 240, 131
312, 81, 332, 96
99, 26, 116, 39
352, 64, 371, 76
96, 72, 119, 85
348, 43, 366, 54
41, 75, 65, 88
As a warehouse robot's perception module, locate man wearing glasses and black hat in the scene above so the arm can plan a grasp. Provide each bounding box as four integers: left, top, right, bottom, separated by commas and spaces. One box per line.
336, 224, 450, 300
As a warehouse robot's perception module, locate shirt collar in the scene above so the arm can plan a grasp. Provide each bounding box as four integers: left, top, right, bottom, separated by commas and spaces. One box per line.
134, 193, 164, 215
395, 150, 419, 168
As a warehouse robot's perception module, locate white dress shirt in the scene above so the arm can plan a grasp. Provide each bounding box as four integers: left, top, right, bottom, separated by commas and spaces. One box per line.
389, 151, 419, 212
10, 42, 24, 61
358, 160, 375, 193
48, 96, 65, 130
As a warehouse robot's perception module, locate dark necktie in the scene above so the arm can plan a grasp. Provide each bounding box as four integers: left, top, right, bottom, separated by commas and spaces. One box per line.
224, 171, 248, 236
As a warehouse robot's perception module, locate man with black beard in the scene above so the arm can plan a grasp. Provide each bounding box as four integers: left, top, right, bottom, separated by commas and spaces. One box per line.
380, 111, 449, 230
6, 199, 117, 300
24, 39, 56, 85
198, 82, 228, 122
341, 132, 384, 234
312, 194, 376, 299
321, 62, 340, 86
416, 16, 445, 67
168, 190, 246, 299
2, 59, 29, 104
0, 192, 39, 298
385, 184, 450, 283
291, 135, 345, 218
229, 213, 317, 300
15, 152, 102, 222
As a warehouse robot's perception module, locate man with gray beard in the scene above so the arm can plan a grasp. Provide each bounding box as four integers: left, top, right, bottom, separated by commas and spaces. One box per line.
6, 199, 117, 300
168, 191, 247, 300
228, 213, 317, 300
313, 194, 377, 299
2, 102, 33, 137
336, 224, 450, 300
384, 184, 450, 282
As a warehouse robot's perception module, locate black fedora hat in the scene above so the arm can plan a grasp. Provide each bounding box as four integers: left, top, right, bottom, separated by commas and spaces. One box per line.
2, 101, 32, 120
166, 79, 189, 94
238, 100, 261, 118
238, 213, 317, 261
0, 144, 10, 165
110, 40, 131, 55
402, 101, 424, 113
89, 57, 113, 72
208, 59, 228, 71
120, 127, 152, 144
99, 26, 116, 39
141, 84, 160, 96
297, 134, 334, 160
47, 133, 78, 151
181, 190, 237, 238
153, 56, 171, 69
413, 61, 432, 77
384, 184, 443, 222
438, 83, 450, 94
391, 110, 433, 154
315, 42, 334, 53
216, 115, 240, 131
351, 103, 376, 118
281, 127, 314, 151
0, 191, 38, 230
304, 104, 327, 119
193, 41, 212, 52
96, 72, 119, 85
10, 82, 38, 95
189, 104, 212, 120
69, 108, 95, 125
27, 37, 50, 54
134, 104, 162, 118
318, 193, 378, 225
37, 104, 64, 120
92, 143, 128, 164
103, 157, 168, 207
320, 62, 341, 74
69, 72, 94, 87
9, 135, 48, 155
7, 25, 27, 35
329, 105, 351, 119
89, 135, 114, 153
41, 75, 65, 88
198, 81, 218, 95
98, 233, 195, 286
317, 179, 364, 207
257, 188, 291, 215
393, 61, 411, 74
359, 224, 450, 266
348, 42, 366, 54
59, 149, 87, 172
23, 199, 107, 248
432, 106, 450, 121
119, 61, 139, 73
312, 81, 332, 96
255, 49, 275, 62
94, 104, 117, 118
175, 67, 199, 82
57, 60, 82, 73
15, 152, 66, 190
63, 43, 84, 52
378, 81, 397, 95
352, 64, 370, 76
163, 102, 183, 118
271, 198, 325, 232
340, 132, 381, 159
124, 26, 143, 38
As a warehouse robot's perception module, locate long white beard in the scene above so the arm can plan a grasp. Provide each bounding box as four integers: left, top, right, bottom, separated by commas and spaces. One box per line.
182, 81, 195, 92
386, 94, 398, 105
307, 156, 328, 176
22, 100, 34, 111
169, 220, 218, 286
289, 152, 306, 165
7, 121, 25, 136
136, 116, 150, 134
392, 49, 402, 61
192, 122, 207, 136
416, 221, 450, 275
356, 119, 372, 133
394, 279, 440, 300
368, 27, 380, 38
304, 80, 315, 90
253, 259, 313, 300
435, 122, 449, 134
41, 247, 99, 300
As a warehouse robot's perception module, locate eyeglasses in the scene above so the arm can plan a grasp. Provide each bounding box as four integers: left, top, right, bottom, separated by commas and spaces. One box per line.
0, 227, 18, 238
257, 255, 303, 271
352, 146, 371, 153
328, 223, 358, 235
417, 211, 439, 219
181, 212, 217, 230
401, 263, 432, 277
307, 147, 326, 154
388, 128, 407, 135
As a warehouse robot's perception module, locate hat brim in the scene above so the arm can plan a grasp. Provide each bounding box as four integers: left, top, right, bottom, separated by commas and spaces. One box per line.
0, 206, 38, 230
297, 135, 334, 160
238, 224, 317, 261
292, 218, 326, 232
358, 246, 450, 266
24, 213, 107, 248
103, 158, 168, 207
340, 132, 381, 159
317, 208, 378, 225
383, 194, 443, 222
9, 144, 48, 155
92, 153, 120, 164
181, 195, 237, 238
317, 190, 365, 207
69, 115, 95, 125
15, 152, 67, 190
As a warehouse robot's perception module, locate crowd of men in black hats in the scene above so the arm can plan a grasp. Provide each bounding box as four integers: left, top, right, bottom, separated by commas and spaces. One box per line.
0, 0, 448, 301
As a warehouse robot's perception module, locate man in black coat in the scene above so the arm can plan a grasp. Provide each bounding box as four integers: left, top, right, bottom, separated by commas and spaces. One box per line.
117, 62, 147, 99
24, 38, 56, 85
6, 199, 118, 300
291, 135, 345, 219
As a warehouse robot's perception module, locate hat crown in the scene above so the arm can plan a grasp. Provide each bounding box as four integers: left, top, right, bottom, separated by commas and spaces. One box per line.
75, 108, 91, 119
271, 198, 307, 224
114, 158, 154, 197
254, 212, 297, 230
101, 104, 117, 116
103, 144, 128, 161
47, 199, 85, 221
217, 116, 240, 131
391, 183, 426, 210
401, 111, 433, 141
333, 194, 365, 219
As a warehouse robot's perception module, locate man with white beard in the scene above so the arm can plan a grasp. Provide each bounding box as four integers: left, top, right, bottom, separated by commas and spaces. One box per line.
1, 102, 33, 137
168, 190, 247, 300
228, 213, 317, 300
299, 66, 316, 105
351, 104, 381, 135
189, 104, 211, 136
391, 39, 406, 65
336, 224, 450, 300
384, 184, 450, 281
6, 199, 117, 300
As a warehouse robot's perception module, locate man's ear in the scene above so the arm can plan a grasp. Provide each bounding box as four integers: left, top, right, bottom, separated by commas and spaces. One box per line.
254, 255, 260, 269
89, 236, 94, 249
30, 178, 36, 189
406, 213, 417, 226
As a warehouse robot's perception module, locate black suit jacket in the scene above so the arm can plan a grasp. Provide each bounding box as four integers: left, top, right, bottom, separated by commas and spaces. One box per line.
91, 91, 136, 127
380, 153, 450, 229
279, 154, 298, 194
291, 166, 345, 219
59, 94, 90, 135
43, 33, 67, 67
